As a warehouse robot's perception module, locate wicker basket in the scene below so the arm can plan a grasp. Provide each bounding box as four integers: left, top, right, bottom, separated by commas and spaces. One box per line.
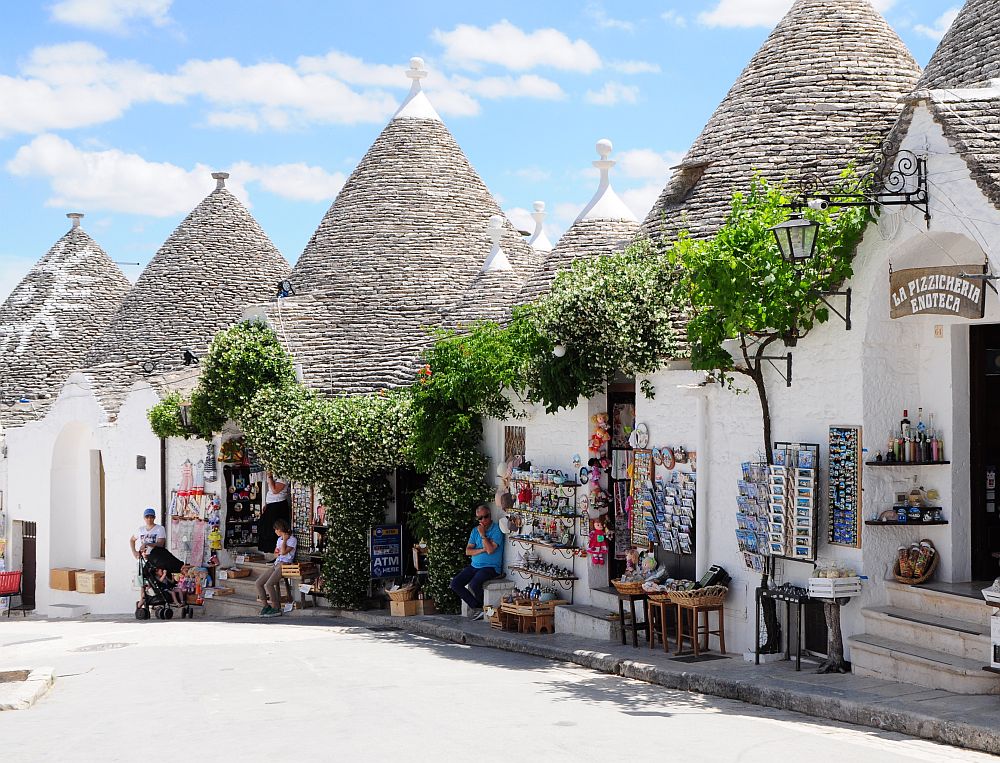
612, 579, 647, 595
893, 539, 939, 585
666, 585, 729, 607
386, 585, 418, 602
646, 591, 674, 603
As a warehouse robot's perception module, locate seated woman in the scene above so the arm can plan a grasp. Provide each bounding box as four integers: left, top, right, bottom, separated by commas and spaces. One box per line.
255, 519, 297, 617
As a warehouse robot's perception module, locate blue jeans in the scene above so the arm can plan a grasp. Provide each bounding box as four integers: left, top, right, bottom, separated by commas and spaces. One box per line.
450, 565, 500, 609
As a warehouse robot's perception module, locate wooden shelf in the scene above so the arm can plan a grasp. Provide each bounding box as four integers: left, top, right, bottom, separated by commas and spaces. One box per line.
864, 520, 948, 526
865, 461, 950, 466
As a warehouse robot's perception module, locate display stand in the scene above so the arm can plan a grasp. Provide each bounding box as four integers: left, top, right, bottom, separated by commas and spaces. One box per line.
755, 586, 811, 671
828, 426, 862, 547
510, 475, 580, 603
222, 465, 261, 548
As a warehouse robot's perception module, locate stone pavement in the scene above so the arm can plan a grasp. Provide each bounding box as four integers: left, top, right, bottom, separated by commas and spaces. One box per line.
320, 608, 1000, 755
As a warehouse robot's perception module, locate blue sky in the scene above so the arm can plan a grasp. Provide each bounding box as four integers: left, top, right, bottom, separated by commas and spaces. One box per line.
0, 0, 960, 302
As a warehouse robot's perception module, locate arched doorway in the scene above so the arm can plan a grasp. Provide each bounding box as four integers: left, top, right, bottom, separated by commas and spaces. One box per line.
49, 422, 105, 571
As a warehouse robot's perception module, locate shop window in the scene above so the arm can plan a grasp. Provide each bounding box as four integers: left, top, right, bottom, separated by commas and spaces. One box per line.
504, 426, 526, 462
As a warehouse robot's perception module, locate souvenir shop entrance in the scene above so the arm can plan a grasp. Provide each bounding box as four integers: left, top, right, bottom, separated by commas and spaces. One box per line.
969, 324, 1000, 581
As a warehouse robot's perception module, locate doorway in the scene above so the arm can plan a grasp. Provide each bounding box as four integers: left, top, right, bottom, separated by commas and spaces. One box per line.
11, 521, 36, 609
969, 324, 1000, 580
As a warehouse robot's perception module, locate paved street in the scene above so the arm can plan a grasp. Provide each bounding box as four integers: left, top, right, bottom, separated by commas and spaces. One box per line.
0, 617, 993, 762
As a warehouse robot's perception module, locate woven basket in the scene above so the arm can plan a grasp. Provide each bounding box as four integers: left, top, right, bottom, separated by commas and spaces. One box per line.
646, 591, 674, 603
612, 579, 646, 595
386, 586, 417, 602
666, 585, 728, 607
893, 539, 939, 585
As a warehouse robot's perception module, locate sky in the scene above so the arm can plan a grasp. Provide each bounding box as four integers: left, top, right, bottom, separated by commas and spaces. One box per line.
0, 0, 962, 303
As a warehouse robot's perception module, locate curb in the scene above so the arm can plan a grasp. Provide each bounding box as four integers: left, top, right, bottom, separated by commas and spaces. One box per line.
330, 609, 1000, 755
0, 667, 54, 711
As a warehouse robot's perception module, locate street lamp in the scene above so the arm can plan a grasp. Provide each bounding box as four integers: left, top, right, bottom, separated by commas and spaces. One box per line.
770, 215, 819, 264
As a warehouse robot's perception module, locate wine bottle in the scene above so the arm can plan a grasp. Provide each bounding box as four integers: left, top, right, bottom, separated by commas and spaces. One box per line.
900, 410, 910, 438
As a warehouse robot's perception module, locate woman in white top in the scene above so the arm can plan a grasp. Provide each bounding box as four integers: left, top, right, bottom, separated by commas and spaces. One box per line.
255, 518, 297, 617
258, 473, 291, 553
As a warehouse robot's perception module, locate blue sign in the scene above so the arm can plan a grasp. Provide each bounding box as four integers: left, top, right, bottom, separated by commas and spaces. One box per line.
370, 524, 403, 579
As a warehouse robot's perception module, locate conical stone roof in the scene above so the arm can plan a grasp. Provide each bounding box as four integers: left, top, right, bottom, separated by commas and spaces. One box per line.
0, 215, 129, 426
83, 173, 289, 414
278, 58, 539, 394
519, 139, 638, 303
919, 0, 1000, 89
641, 0, 920, 244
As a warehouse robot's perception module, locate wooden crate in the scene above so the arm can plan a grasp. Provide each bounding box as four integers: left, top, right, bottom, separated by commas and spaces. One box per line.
281, 563, 319, 578
807, 577, 862, 599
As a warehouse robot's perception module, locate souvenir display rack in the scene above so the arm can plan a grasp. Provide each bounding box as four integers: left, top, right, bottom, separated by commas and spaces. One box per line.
222, 464, 261, 548
290, 484, 314, 554
510, 472, 581, 600
828, 426, 862, 548
650, 463, 696, 557
630, 449, 654, 547
770, 442, 819, 563
736, 461, 771, 573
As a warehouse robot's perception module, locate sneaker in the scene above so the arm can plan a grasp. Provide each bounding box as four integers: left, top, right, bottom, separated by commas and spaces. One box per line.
259, 605, 271, 616
466, 607, 480, 620
264, 608, 282, 618
472, 610, 485, 621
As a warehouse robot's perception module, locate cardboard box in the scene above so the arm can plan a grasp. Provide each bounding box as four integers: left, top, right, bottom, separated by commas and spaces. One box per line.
76, 570, 105, 594
415, 599, 436, 615
390, 600, 421, 617
50, 568, 84, 591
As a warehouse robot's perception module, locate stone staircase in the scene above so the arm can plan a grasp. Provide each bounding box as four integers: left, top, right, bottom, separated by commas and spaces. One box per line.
201, 560, 302, 619
848, 581, 998, 695
555, 586, 643, 642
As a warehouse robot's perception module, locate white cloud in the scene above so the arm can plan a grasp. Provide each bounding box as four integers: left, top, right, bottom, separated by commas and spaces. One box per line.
616, 148, 685, 180
230, 161, 345, 203
452, 74, 565, 101
585, 4, 634, 32
512, 166, 552, 183
504, 207, 535, 234
6, 134, 344, 216
585, 81, 639, 106
0, 43, 572, 137
914, 7, 960, 41
610, 60, 661, 75
50, 0, 173, 34
433, 20, 602, 73
699, 0, 896, 28
661, 10, 687, 28
620, 183, 662, 221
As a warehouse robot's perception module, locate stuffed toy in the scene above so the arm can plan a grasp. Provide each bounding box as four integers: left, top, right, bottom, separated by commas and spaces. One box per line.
517, 483, 533, 507
588, 518, 609, 566
589, 413, 611, 455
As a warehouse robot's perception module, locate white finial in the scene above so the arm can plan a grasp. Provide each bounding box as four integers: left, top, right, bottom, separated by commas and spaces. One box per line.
576, 138, 638, 223
407, 57, 428, 80
67, 212, 84, 229
394, 55, 441, 121
212, 171, 229, 190
482, 215, 513, 273
528, 202, 553, 253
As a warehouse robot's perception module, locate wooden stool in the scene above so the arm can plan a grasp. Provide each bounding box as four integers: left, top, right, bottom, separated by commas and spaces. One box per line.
676, 602, 725, 657
646, 599, 674, 652
616, 592, 649, 648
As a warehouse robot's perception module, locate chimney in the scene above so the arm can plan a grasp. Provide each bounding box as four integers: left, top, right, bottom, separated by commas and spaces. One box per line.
212, 171, 230, 190
67, 212, 84, 229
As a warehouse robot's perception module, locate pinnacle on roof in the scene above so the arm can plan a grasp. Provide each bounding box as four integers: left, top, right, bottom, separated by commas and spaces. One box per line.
83, 171, 289, 415
0, 213, 130, 426
282, 57, 539, 394
394, 57, 442, 121
577, 139, 637, 223
482, 215, 514, 273
445, 215, 524, 327
919, 0, 1000, 90
641, 0, 920, 243
528, 201, 554, 253
517, 139, 638, 302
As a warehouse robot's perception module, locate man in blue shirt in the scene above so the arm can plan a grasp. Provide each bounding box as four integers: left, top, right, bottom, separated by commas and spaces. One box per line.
450, 503, 505, 620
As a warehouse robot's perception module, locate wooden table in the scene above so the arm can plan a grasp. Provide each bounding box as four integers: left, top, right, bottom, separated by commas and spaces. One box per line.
615, 591, 649, 648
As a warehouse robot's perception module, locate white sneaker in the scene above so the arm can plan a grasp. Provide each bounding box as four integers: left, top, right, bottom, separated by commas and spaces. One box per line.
472, 609, 485, 621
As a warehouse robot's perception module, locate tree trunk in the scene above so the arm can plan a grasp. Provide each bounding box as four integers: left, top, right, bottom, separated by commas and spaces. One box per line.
817, 599, 850, 673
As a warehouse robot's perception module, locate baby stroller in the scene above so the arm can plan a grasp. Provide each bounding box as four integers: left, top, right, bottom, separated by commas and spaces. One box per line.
135, 546, 193, 620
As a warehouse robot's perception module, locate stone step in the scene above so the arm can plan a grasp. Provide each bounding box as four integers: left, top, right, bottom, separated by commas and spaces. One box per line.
862, 606, 990, 661
202, 593, 291, 619
591, 586, 647, 622
848, 633, 1000, 695
885, 581, 992, 627
555, 604, 624, 641
47, 603, 90, 619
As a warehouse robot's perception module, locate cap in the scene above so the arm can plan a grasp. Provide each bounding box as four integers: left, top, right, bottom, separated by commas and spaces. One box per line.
143, 508, 157, 518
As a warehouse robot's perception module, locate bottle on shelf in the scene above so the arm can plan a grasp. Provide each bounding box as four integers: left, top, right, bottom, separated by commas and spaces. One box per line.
916, 408, 926, 436
900, 409, 910, 439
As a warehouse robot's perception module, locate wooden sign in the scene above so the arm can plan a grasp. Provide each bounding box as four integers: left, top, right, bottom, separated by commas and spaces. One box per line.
890, 265, 986, 319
